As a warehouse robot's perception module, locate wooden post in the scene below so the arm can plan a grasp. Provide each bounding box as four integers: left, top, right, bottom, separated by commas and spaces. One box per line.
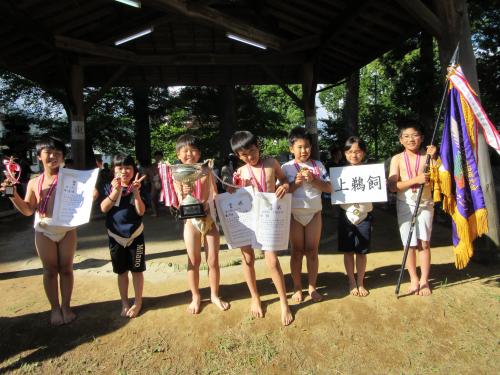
220, 85, 236, 159
302, 61, 319, 159
434, 0, 500, 254
132, 85, 151, 167
68, 64, 86, 169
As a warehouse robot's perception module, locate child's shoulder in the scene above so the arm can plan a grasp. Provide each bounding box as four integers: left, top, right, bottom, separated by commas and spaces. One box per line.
263, 156, 279, 168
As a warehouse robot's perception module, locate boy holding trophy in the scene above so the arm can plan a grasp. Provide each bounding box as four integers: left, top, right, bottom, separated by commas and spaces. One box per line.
1, 137, 77, 326
172, 134, 229, 314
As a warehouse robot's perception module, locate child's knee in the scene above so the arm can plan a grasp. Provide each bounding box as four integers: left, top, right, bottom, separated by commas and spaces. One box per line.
43, 266, 58, 278
58, 264, 74, 277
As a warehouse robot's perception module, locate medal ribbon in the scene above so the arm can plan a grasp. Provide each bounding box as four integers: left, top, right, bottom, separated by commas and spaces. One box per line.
38, 174, 58, 216
403, 151, 421, 192
293, 160, 320, 177
246, 162, 266, 192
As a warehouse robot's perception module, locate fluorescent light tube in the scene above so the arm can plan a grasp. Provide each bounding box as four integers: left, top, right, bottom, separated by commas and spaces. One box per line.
115, 27, 154, 45
226, 33, 267, 49
114, 0, 141, 8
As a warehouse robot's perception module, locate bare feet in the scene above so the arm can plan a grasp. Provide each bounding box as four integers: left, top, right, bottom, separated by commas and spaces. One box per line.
61, 306, 77, 324
349, 281, 359, 296
309, 288, 323, 302
211, 295, 230, 311
250, 297, 263, 318
126, 302, 142, 318
408, 280, 420, 295
187, 296, 201, 314
418, 283, 432, 296
120, 304, 130, 317
281, 305, 294, 326
357, 286, 369, 297
50, 308, 64, 326
291, 289, 303, 303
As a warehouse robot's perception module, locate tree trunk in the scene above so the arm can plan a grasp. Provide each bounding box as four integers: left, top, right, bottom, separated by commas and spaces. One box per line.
132, 85, 151, 166
344, 70, 360, 137
418, 32, 435, 143
219, 85, 236, 159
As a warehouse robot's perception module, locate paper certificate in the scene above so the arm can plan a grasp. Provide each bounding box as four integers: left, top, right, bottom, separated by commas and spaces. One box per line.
51, 168, 99, 227
253, 192, 291, 251
215, 188, 291, 251
330, 163, 387, 204
215, 187, 256, 249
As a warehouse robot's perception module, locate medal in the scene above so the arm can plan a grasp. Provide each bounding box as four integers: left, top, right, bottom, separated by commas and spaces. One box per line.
353, 209, 360, 216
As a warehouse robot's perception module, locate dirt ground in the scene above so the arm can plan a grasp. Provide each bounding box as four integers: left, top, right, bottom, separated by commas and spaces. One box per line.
0, 204, 498, 375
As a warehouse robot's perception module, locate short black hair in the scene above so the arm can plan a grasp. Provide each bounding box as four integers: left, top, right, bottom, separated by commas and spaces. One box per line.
154, 150, 163, 157
397, 118, 423, 137
176, 134, 201, 153
111, 154, 138, 175
288, 126, 313, 146
344, 136, 367, 153
36, 136, 66, 156
230, 131, 257, 154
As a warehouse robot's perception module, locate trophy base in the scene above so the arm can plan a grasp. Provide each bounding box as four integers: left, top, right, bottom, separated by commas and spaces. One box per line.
4, 185, 14, 197
178, 203, 206, 220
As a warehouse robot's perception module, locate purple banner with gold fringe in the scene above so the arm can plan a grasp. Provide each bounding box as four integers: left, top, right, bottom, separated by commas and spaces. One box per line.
438, 85, 488, 269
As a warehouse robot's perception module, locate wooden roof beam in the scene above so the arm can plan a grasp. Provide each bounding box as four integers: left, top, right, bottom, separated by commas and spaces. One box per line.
144, 0, 286, 50
84, 66, 128, 115
55, 35, 137, 62
395, 0, 444, 38
79, 53, 304, 66
260, 66, 304, 110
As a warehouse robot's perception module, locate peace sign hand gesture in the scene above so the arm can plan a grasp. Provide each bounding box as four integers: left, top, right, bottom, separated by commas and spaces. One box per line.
131, 173, 146, 193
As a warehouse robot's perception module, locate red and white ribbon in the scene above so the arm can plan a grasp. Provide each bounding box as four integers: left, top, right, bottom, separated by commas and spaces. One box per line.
448, 66, 500, 156
37, 174, 58, 216
403, 151, 420, 192
158, 163, 179, 208
293, 159, 320, 177
246, 162, 267, 192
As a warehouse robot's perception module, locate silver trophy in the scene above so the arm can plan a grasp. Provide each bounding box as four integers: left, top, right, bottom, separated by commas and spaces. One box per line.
170, 160, 212, 219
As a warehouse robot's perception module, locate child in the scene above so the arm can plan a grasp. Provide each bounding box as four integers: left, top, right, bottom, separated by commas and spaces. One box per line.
337, 136, 372, 297
172, 135, 229, 314
281, 127, 331, 303
100, 155, 147, 317
388, 122, 437, 296
1, 137, 77, 325
230, 130, 293, 326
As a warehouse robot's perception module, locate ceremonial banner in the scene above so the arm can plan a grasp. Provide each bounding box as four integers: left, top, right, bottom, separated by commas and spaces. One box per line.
437, 83, 488, 269
52, 168, 99, 226
330, 164, 387, 204
215, 187, 291, 251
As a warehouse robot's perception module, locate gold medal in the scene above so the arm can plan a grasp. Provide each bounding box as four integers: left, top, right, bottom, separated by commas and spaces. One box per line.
353, 209, 360, 216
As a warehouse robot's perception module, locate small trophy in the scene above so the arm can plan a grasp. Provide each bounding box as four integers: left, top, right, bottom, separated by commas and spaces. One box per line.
170, 160, 211, 219
2, 157, 21, 197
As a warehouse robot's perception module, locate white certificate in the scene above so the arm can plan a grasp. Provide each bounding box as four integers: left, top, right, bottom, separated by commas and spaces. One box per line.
51, 168, 99, 227
215, 187, 256, 249
253, 193, 291, 251
330, 163, 387, 204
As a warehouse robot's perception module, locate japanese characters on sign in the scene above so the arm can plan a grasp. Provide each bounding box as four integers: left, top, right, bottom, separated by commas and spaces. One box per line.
330, 164, 387, 204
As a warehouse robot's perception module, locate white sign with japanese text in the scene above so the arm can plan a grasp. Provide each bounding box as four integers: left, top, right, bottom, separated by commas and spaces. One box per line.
330, 164, 387, 204
51, 167, 99, 226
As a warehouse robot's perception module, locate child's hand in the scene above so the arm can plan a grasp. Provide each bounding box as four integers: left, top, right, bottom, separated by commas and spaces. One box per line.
275, 183, 289, 199
111, 176, 121, 190
303, 169, 315, 183
415, 172, 430, 185
182, 183, 192, 196
294, 172, 304, 186
426, 145, 438, 159
131, 173, 146, 193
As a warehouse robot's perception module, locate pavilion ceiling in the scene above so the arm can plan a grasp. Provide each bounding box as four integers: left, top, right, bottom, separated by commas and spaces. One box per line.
0, 0, 430, 88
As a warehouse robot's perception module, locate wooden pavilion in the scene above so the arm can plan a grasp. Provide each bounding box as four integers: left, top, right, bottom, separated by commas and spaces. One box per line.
0, 0, 498, 248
